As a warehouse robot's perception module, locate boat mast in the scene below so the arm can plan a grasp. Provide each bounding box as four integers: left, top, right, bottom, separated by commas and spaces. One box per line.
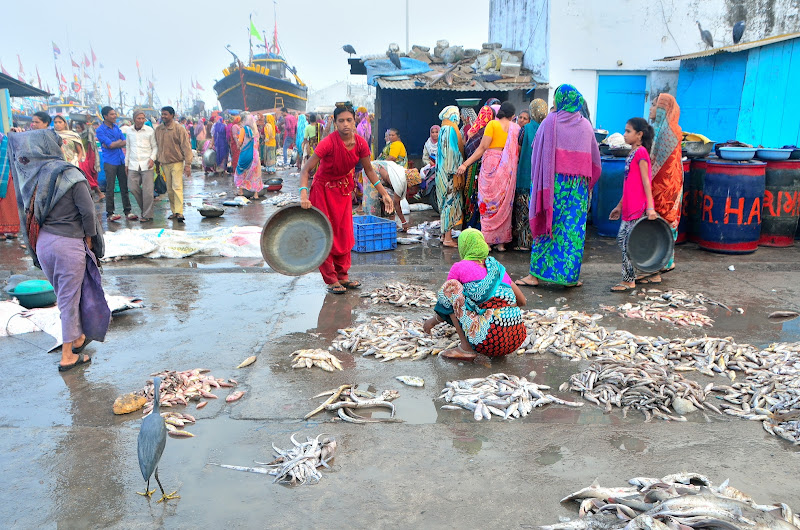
249, 14, 254, 64
273, 1, 280, 55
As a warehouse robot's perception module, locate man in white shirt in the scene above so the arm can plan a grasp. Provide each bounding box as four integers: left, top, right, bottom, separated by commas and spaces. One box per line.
126, 109, 158, 221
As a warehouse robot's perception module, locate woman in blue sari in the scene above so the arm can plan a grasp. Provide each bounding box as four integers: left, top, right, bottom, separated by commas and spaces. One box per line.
423, 229, 527, 362
512, 99, 548, 250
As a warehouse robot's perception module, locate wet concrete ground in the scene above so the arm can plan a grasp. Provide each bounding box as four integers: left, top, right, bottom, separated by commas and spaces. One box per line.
2, 165, 800, 528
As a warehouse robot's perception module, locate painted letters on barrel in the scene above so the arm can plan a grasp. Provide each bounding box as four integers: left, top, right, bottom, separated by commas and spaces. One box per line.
698, 160, 766, 254
676, 159, 691, 243
687, 159, 707, 243
591, 157, 625, 237
759, 160, 800, 247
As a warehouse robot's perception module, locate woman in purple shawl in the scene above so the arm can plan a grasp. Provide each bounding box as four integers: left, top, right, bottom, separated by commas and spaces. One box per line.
516, 84, 601, 288
9, 129, 110, 371
212, 116, 229, 174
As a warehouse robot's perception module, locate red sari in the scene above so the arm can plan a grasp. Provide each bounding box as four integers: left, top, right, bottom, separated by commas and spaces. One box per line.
310, 132, 370, 284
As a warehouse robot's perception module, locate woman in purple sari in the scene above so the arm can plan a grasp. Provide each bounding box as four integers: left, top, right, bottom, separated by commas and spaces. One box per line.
9, 129, 110, 371
212, 116, 229, 175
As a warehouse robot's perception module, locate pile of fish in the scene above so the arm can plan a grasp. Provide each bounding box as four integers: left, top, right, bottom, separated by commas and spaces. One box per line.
291, 349, 343, 372
332, 316, 458, 361
210, 434, 337, 486
305, 384, 402, 424
161, 411, 197, 438
264, 193, 299, 207
140, 369, 239, 415
564, 359, 715, 421
439, 373, 583, 421
407, 219, 441, 239
360, 282, 438, 308
543, 473, 800, 530
600, 289, 734, 328
520, 307, 800, 442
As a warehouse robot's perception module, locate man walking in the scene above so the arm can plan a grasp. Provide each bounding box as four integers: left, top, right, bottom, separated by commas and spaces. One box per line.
154, 106, 192, 222
96, 106, 132, 221
126, 109, 158, 222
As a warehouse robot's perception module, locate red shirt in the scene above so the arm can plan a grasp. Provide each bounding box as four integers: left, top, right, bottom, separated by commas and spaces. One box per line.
314, 133, 370, 183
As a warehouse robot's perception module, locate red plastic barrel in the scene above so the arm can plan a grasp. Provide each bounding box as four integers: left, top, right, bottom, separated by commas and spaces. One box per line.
697, 160, 766, 254
759, 160, 800, 247
676, 160, 691, 243
687, 159, 708, 243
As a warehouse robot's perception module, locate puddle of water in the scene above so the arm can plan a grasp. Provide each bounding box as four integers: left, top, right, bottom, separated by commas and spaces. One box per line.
535, 444, 563, 465
609, 434, 648, 453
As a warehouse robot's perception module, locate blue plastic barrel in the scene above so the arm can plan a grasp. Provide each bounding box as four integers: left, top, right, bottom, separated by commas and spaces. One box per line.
591, 156, 625, 237
698, 160, 766, 254
676, 159, 691, 243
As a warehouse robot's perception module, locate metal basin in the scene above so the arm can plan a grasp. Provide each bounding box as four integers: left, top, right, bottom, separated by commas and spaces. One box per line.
260, 205, 333, 276
202, 149, 217, 168
627, 217, 674, 273
684, 141, 713, 158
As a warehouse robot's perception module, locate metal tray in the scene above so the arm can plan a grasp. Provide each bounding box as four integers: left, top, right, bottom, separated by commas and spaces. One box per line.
260, 205, 333, 276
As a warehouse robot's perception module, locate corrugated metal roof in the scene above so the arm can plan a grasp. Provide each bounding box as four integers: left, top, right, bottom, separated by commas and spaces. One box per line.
657, 32, 800, 62
0, 72, 50, 98
376, 78, 545, 92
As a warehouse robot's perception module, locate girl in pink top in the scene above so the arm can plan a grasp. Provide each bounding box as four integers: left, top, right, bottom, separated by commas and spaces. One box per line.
609, 118, 656, 292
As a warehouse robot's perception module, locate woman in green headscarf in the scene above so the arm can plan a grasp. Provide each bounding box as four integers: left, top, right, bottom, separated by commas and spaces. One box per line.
422, 228, 527, 361
513, 98, 548, 250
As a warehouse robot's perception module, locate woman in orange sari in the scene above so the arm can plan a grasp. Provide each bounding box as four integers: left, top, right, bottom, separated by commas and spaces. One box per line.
641, 94, 682, 284
0, 132, 19, 238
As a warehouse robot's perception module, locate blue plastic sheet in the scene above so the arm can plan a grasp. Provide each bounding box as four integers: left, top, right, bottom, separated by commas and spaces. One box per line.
364, 58, 431, 86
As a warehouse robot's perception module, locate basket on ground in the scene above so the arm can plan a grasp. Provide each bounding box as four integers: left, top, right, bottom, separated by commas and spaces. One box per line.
353, 215, 397, 253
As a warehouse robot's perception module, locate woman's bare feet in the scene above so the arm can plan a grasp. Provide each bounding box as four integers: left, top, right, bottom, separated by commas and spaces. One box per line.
442, 230, 458, 248
423, 316, 441, 335
441, 344, 477, 361
494, 244, 507, 252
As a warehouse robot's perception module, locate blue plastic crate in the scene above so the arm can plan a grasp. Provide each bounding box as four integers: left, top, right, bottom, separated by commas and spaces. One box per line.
352, 215, 397, 252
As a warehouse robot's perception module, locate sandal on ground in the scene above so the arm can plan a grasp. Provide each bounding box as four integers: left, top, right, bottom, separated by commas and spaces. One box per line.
108, 214, 121, 222
127, 213, 139, 221
72, 338, 93, 354
175, 214, 185, 222
339, 280, 361, 289
326, 284, 347, 295
168, 213, 176, 219
566, 281, 583, 288
58, 354, 91, 372
441, 346, 478, 361
493, 245, 507, 252
610, 283, 635, 292
637, 277, 662, 284
660, 266, 675, 274
515, 277, 538, 287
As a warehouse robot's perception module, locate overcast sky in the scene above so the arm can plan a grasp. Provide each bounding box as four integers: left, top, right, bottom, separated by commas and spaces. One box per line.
1, 0, 490, 109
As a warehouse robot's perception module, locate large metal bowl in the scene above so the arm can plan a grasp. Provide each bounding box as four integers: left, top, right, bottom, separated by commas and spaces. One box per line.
627, 217, 675, 273
684, 141, 713, 158
202, 149, 217, 169
260, 205, 333, 276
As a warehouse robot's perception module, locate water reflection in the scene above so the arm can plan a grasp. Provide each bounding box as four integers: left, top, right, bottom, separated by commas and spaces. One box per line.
54, 370, 126, 527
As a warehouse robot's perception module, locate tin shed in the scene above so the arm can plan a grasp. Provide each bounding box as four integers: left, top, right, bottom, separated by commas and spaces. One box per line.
660, 33, 800, 146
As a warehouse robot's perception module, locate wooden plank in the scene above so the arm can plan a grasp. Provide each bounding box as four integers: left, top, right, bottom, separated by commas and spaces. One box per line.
779, 40, 800, 147
738, 47, 760, 143
748, 45, 775, 145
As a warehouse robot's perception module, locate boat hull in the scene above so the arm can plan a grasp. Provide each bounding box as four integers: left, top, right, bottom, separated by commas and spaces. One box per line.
214, 69, 307, 112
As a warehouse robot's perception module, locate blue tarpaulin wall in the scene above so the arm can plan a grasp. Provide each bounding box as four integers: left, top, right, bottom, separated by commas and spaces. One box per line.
364, 58, 431, 86
676, 36, 800, 146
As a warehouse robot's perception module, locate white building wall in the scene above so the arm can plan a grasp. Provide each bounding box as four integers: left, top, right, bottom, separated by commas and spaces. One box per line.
491, 0, 800, 123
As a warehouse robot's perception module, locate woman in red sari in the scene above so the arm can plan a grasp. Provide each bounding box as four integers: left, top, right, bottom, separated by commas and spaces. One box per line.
299, 105, 394, 294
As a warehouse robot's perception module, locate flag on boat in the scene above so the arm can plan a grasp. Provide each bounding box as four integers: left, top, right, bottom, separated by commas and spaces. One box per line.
71, 57, 80, 68
118, 71, 126, 81
91, 47, 97, 65
196, 81, 203, 90
250, 19, 263, 41
52, 42, 61, 57
17, 55, 24, 75
0, 62, 8, 76
83, 54, 90, 67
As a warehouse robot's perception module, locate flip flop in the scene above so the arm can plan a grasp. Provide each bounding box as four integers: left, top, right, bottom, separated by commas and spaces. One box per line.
610, 284, 635, 292
72, 338, 93, 354
637, 276, 662, 285
58, 354, 91, 372
515, 278, 538, 287
339, 280, 361, 289
660, 266, 675, 274
326, 285, 347, 295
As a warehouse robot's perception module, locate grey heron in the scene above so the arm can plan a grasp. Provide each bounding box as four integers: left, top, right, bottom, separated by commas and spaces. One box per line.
136, 377, 179, 503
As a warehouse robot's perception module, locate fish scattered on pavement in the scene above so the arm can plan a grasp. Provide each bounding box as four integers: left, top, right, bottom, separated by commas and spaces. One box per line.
210, 434, 337, 486
264, 193, 299, 207
225, 391, 246, 403
305, 384, 402, 424
236, 355, 257, 368
138, 369, 239, 417
395, 376, 425, 387
439, 373, 583, 421
769, 310, 800, 321
161, 411, 196, 438
291, 349, 343, 372
565, 359, 708, 421
599, 289, 729, 328
332, 316, 457, 361
361, 282, 437, 308
406, 220, 441, 239
544, 474, 800, 530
